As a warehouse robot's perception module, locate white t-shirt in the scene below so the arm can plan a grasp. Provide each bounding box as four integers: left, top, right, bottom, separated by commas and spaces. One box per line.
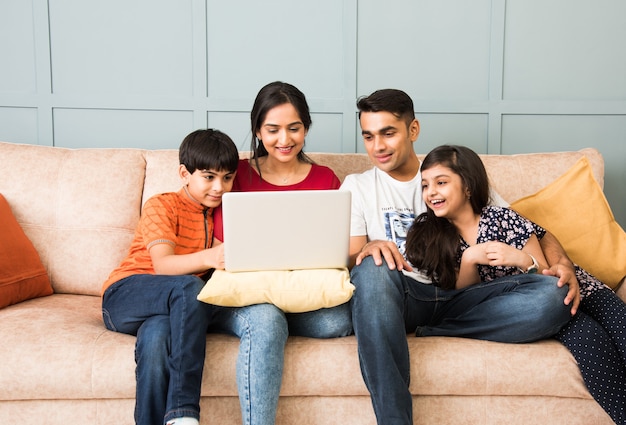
340, 167, 431, 282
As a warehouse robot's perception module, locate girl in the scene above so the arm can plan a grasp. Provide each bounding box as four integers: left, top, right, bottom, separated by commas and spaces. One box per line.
405, 144, 626, 424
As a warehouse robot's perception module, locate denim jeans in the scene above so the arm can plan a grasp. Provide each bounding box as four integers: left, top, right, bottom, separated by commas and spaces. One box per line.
208, 302, 352, 425
350, 257, 571, 425
102, 274, 212, 425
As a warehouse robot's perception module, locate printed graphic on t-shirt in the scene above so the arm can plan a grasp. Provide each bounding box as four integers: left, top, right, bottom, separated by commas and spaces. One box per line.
384, 211, 415, 256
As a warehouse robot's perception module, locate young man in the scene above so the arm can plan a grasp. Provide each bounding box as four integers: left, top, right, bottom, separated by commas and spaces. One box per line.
340, 89, 579, 425
101, 129, 239, 425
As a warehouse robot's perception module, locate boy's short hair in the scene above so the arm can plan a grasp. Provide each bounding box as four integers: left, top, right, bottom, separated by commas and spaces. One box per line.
356, 89, 416, 127
179, 129, 239, 174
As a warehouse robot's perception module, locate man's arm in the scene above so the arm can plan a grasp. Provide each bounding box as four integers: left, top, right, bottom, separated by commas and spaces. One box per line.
540, 231, 579, 315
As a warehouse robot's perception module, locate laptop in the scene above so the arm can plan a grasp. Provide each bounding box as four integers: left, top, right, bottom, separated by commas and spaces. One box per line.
221, 190, 351, 272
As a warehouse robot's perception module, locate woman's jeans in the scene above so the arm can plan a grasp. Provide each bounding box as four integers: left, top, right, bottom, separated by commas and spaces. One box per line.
102, 274, 212, 425
208, 302, 353, 425
350, 257, 571, 425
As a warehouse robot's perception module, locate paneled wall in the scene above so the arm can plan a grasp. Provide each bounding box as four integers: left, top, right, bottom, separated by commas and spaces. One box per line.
1, 0, 625, 226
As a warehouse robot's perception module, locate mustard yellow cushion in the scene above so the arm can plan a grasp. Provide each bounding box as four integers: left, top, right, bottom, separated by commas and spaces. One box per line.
510, 157, 626, 289
197, 268, 355, 313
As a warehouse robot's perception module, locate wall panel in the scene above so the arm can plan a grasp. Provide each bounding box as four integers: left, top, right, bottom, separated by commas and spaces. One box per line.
0, 107, 38, 144
504, 0, 626, 101
0, 1, 37, 94
48, 0, 195, 97
206, 1, 346, 101
53, 109, 194, 149
357, 0, 493, 102
0, 0, 624, 226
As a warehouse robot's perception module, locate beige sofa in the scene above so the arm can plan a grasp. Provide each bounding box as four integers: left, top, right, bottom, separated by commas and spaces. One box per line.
0, 140, 623, 425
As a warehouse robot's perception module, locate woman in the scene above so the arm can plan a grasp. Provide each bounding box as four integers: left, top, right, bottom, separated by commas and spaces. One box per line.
405, 144, 626, 424
211, 81, 352, 425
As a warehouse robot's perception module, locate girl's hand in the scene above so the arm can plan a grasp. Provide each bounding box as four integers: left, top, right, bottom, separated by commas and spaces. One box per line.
482, 241, 530, 269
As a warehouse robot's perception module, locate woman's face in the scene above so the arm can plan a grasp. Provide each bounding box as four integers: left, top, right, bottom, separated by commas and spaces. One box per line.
256, 102, 307, 163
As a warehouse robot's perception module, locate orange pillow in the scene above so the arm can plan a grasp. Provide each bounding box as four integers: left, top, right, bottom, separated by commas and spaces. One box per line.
0, 194, 53, 308
510, 157, 626, 289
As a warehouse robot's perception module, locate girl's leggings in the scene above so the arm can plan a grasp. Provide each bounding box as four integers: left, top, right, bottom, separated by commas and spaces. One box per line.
555, 288, 626, 424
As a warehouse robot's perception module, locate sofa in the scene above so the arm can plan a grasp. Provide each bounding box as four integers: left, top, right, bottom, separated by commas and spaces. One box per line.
0, 140, 623, 425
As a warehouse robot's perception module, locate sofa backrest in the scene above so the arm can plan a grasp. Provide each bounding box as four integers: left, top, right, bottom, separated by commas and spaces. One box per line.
0, 142, 603, 297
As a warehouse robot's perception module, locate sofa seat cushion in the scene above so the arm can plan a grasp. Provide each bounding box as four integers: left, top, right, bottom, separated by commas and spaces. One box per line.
0, 295, 593, 403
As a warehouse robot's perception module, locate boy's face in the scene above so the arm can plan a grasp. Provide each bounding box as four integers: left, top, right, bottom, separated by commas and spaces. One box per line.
359, 111, 420, 181
181, 167, 236, 208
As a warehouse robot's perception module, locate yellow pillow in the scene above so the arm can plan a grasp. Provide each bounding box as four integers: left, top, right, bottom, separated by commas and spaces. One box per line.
510, 157, 626, 289
197, 268, 355, 313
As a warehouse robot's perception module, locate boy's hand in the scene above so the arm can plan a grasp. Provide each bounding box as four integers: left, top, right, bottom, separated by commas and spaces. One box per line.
206, 243, 226, 270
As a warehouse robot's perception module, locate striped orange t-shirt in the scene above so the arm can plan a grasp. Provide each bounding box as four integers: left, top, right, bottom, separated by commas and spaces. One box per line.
101, 188, 213, 294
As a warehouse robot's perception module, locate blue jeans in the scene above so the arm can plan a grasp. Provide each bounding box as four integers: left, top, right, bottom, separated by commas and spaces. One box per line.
102, 274, 212, 425
350, 257, 571, 425
208, 302, 352, 425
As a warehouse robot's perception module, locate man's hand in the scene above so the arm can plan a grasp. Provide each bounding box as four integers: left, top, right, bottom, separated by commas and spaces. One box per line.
543, 264, 580, 315
355, 240, 413, 271
539, 231, 580, 315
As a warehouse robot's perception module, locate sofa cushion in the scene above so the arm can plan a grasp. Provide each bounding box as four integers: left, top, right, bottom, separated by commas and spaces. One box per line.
198, 268, 354, 313
511, 157, 626, 288
0, 194, 53, 309
0, 294, 592, 403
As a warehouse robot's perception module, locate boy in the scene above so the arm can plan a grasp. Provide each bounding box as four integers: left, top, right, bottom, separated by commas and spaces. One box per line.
101, 129, 239, 425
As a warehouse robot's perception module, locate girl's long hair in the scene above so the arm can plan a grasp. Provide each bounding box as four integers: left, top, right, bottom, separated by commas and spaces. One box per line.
405, 145, 489, 289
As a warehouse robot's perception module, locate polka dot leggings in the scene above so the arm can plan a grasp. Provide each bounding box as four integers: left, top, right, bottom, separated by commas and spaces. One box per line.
555, 288, 626, 424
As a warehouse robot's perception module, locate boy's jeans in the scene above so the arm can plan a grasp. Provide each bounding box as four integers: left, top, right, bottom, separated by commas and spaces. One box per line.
102, 274, 212, 425
350, 256, 571, 425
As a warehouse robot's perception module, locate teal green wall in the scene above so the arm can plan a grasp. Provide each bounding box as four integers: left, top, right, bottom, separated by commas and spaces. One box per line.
1, 0, 625, 227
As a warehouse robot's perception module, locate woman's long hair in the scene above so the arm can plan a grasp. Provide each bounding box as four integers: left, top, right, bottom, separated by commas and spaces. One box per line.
405, 145, 489, 289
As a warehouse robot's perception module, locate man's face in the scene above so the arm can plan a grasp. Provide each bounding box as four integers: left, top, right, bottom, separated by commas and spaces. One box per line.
359, 111, 420, 181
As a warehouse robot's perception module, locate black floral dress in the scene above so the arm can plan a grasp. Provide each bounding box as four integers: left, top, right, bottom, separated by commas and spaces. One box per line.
457, 206, 608, 299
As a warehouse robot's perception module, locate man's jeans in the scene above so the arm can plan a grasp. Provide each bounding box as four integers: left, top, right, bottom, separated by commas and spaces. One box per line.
350, 257, 571, 425
102, 274, 212, 425
208, 302, 353, 425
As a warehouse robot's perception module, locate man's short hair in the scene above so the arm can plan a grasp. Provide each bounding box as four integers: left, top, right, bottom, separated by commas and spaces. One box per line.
356, 89, 416, 126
